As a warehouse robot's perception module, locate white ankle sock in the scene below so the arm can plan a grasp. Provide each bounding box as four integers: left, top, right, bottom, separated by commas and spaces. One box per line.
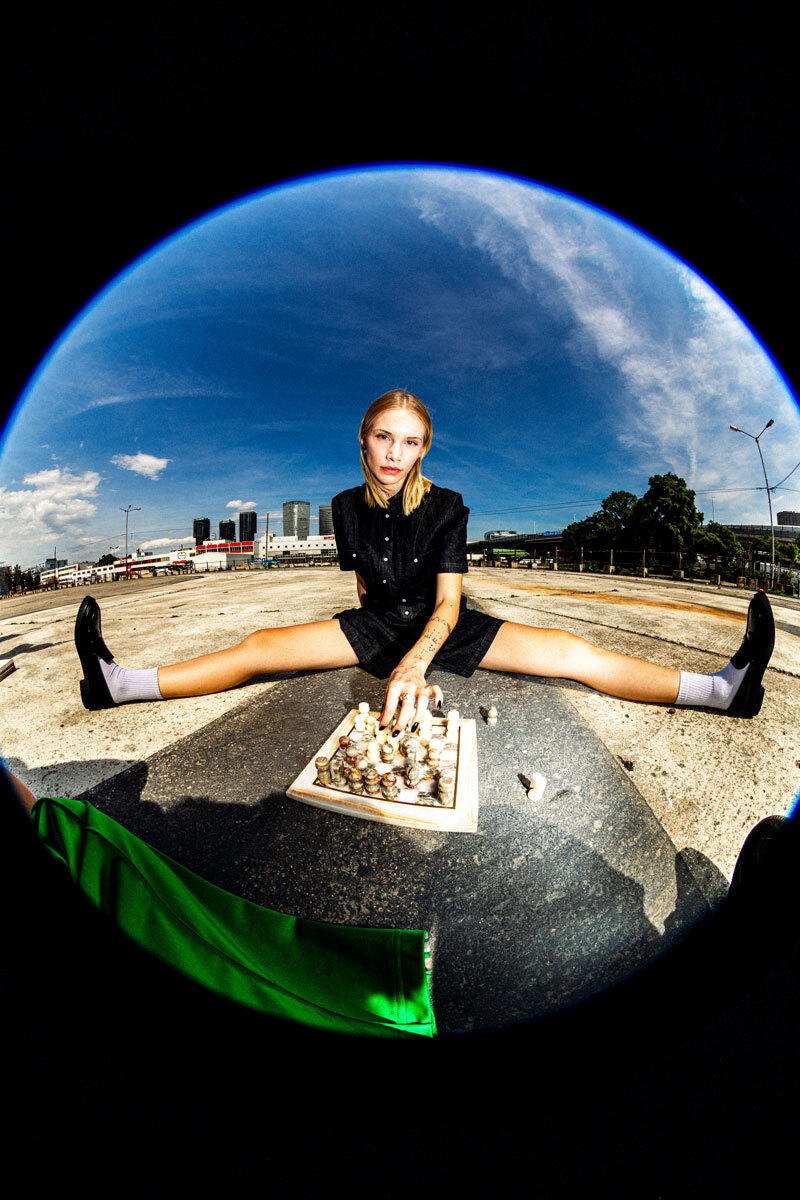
676, 661, 749, 710
99, 659, 163, 704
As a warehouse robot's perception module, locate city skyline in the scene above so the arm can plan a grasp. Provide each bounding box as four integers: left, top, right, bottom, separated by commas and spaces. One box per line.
1, 164, 799, 570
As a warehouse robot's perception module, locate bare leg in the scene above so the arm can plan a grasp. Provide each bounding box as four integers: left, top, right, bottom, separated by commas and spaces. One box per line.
157, 619, 359, 699
2, 766, 37, 816
478, 621, 680, 704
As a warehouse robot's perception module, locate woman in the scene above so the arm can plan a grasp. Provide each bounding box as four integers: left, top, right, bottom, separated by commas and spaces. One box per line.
75, 389, 775, 726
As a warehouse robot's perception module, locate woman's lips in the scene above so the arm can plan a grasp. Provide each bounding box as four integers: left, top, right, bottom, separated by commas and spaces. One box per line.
382, 466, 401, 473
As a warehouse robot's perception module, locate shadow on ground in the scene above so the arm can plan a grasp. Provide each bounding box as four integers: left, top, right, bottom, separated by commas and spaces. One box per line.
16, 664, 718, 1034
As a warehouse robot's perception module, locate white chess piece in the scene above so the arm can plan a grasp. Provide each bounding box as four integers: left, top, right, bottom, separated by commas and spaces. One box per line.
527, 773, 547, 801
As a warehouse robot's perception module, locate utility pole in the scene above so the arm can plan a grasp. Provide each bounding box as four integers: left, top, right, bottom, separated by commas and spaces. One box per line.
120, 505, 141, 580
730, 420, 775, 584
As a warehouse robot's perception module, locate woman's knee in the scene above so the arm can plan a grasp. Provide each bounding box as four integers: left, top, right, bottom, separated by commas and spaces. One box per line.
238, 627, 282, 664
549, 629, 593, 674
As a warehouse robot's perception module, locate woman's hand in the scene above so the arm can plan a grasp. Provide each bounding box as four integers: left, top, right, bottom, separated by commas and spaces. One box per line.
380, 662, 444, 735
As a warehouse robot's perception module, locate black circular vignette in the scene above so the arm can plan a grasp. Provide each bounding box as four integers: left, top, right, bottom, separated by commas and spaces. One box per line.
3, 13, 800, 1187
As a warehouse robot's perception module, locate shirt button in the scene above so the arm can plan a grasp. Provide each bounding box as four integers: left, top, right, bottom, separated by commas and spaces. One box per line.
383, 557, 388, 562
384, 536, 389, 541
352, 553, 356, 557
413, 557, 418, 562
382, 579, 387, 584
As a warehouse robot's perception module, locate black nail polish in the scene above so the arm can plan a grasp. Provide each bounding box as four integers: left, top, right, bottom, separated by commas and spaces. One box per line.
411, 722, 419, 732
392, 730, 400, 737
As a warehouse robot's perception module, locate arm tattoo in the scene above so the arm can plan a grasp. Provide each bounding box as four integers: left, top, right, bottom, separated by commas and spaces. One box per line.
419, 615, 452, 659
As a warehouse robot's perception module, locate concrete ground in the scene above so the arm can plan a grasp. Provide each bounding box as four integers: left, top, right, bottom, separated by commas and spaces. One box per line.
1, 564, 798, 1032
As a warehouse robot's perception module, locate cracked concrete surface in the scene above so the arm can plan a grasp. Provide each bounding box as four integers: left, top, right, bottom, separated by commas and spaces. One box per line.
1, 564, 798, 882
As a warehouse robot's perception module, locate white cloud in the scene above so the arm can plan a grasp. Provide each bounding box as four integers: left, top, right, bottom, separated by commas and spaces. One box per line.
139, 537, 178, 550
413, 169, 800, 497
111, 452, 170, 479
226, 499, 257, 510
0, 468, 101, 564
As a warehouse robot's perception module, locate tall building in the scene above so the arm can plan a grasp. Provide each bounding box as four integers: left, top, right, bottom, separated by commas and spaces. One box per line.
283, 500, 310, 540
319, 503, 333, 535
219, 519, 236, 541
193, 518, 210, 545
778, 511, 800, 526
239, 510, 257, 543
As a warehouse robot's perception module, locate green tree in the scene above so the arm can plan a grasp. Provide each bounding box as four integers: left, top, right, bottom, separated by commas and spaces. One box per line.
12, 564, 22, 589
777, 539, 799, 568
561, 490, 638, 556
627, 473, 704, 554
96, 553, 116, 567
694, 523, 745, 574
2, 567, 12, 594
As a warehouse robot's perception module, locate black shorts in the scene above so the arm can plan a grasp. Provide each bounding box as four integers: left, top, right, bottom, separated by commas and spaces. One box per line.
333, 603, 504, 679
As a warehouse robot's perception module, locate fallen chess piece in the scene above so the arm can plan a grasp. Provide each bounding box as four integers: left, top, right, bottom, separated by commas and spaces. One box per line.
527, 772, 547, 801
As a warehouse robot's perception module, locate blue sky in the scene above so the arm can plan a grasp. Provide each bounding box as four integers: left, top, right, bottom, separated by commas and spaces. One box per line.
1, 164, 799, 568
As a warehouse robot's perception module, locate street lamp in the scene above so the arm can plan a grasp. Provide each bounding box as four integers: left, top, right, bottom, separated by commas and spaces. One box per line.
120, 506, 141, 579
730, 419, 775, 584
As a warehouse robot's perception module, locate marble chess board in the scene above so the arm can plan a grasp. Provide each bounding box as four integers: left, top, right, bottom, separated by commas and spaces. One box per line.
286, 706, 479, 832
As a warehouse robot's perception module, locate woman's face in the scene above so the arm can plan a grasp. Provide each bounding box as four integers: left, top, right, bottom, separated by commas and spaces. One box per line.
362, 407, 428, 497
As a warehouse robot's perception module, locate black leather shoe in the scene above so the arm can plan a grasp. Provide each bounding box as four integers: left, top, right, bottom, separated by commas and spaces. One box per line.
727, 590, 775, 718
75, 595, 116, 710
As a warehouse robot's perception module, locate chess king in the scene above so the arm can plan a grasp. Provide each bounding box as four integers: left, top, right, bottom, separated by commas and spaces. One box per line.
75, 388, 775, 732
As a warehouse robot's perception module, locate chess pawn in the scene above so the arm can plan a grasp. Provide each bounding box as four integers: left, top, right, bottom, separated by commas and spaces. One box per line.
345, 748, 360, 771
338, 735, 352, 754
353, 713, 366, 735
348, 767, 364, 794
330, 759, 347, 789
315, 756, 333, 787
358, 701, 370, 716
426, 738, 442, 771
404, 760, 421, 789
365, 739, 381, 763
527, 772, 547, 801
486, 705, 498, 727
401, 734, 420, 763
364, 767, 381, 796
379, 741, 394, 764
356, 754, 369, 773
437, 769, 455, 805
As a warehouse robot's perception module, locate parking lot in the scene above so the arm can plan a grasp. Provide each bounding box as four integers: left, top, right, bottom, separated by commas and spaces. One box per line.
1, 564, 798, 881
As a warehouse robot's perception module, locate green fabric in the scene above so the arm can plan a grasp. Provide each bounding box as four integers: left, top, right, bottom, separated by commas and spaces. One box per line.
31, 796, 436, 1039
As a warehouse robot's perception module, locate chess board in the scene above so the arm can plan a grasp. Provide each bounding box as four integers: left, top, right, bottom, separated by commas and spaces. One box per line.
286, 708, 479, 832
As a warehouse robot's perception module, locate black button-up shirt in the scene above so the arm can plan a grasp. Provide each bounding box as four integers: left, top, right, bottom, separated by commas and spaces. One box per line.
332, 483, 469, 626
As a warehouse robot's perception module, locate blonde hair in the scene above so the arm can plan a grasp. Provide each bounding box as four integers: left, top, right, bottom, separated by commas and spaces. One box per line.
359, 389, 433, 515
